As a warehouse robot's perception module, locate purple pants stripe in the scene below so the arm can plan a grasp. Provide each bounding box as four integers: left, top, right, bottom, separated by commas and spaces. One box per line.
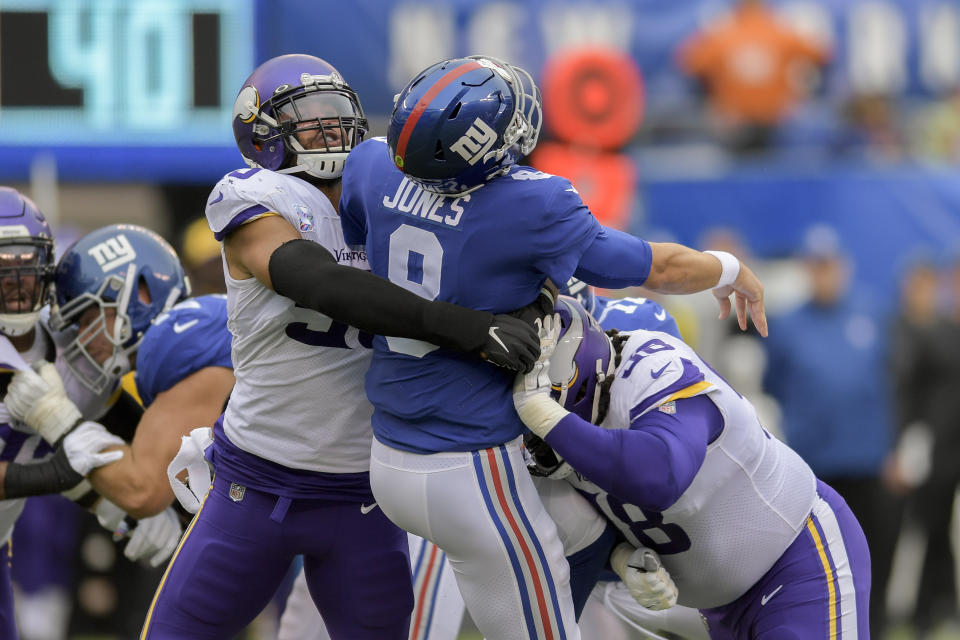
140, 472, 413, 640
700, 480, 871, 639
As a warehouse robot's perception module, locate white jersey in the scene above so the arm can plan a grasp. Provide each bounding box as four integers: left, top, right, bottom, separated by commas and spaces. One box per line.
206, 168, 374, 473
568, 329, 817, 609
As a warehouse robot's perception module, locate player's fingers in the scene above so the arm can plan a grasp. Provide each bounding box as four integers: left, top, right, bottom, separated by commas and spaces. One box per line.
714, 294, 731, 321
735, 292, 747, 331
750, 298, 769, 337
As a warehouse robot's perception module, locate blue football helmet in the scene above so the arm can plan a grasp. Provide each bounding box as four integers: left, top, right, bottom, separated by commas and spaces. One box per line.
233, 54, 367, 180
550, 296, 616, 424
0, 188, 55, 337
388, 55, 542, 195
52, 224, 190, 393
557, 277, 597, 316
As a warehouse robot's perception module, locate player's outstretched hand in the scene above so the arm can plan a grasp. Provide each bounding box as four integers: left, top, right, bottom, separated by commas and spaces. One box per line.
167, 427, 214, 514
479, 314, 540, 373
713, 261, 768, 337
5, 362, 83, 443
611, 542, 678, 611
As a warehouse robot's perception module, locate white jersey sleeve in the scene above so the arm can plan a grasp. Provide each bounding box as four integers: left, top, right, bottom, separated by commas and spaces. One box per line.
206, 167, 314, 241
606, 332, 713, 427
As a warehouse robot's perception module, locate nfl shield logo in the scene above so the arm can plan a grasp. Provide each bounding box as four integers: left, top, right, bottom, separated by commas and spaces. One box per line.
295, 204, 314, 232
229, 483, 246, 502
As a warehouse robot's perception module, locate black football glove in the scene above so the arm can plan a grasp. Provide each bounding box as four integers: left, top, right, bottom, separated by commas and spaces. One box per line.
479, 314, 540, 373
522, 433, 573, 479
508, 283, 558, 328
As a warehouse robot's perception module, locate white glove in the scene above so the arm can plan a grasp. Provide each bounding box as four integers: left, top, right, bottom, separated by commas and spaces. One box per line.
62, 421, 125, 476
513, 314, 569, 438
167, 427, 213, 514
4, 362, 82, 443
124, 508, 183, 568
610, 542, 678, 611
93, 498, 127, 531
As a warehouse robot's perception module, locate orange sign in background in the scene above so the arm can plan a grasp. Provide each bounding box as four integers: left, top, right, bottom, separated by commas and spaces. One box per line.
532, 48, 645, 230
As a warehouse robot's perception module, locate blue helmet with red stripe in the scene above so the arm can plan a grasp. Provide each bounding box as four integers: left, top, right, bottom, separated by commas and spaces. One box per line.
388, 56, 542, 195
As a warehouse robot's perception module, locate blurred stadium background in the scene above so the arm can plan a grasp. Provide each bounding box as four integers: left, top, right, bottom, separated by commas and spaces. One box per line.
3, 0, 960, 638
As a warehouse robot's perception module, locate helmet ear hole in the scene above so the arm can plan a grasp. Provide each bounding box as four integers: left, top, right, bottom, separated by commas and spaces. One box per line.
448, 102, 462, 119
434, 141, 446, 161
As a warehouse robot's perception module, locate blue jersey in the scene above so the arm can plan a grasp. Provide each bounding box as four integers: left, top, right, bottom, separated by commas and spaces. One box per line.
593, 296, 681, 339
340, 138, 604, 453
135, 295, 233, 407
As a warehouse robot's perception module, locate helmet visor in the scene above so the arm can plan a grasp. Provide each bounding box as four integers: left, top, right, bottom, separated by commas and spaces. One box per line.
275, 92, 364, 153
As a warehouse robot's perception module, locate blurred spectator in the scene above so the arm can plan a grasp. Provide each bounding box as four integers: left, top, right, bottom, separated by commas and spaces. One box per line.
837, 93, 906, 161
763, 224, 897, 635
890, 256, 960, 635
677, 0, 829, 154
913, 87, 960, 163
180, 217, 225, 296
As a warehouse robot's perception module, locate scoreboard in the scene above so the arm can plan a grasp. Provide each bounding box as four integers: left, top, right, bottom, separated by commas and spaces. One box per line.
0, 0, 255, 181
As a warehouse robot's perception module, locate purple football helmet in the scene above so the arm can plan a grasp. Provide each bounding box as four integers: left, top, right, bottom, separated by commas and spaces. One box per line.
0, 188, 55, 337
550, 296, 616, 424
388, 55, 542, 195
232, 54, 367, 180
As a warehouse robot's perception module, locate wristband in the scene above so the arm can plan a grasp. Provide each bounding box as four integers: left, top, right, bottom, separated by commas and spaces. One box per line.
704, 250, 740, 289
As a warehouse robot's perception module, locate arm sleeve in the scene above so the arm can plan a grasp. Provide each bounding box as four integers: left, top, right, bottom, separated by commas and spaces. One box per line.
543, 394, 720, 511
573, 228, 652, 289
269, 239, 492, 353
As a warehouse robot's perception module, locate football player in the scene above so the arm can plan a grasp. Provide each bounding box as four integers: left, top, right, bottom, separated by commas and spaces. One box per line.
0, 194, 179, 637
538, 279, 710, 640
2, 224, 200, 567
141, 54, 546, 640
4, 220, 465, 639
338, 55, 766, 639
514, 297, 871, 638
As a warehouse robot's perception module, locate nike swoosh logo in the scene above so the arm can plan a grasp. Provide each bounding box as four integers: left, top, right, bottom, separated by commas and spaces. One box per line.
488, 326, 508, 352
208, 190, 224, 205
650, 363, 669, 379
173, 319, 200, 334
760, 584, 783, 606
360, 502, 378, 515
654, 309, 667, 321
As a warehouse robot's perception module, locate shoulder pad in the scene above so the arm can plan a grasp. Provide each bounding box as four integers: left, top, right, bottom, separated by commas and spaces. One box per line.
205, 168, 290, 239
614, 333, 708, 423
136, 295, 231, 406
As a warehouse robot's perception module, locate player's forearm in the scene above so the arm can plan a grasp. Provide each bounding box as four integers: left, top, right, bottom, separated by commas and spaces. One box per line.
88, 447, 172, 518
641, 243, 726, 294
269, 239, 492, 352
0, 448, 84, 500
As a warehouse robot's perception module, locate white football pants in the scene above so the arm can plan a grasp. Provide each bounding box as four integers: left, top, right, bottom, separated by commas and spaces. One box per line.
370, 436, 580, 640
